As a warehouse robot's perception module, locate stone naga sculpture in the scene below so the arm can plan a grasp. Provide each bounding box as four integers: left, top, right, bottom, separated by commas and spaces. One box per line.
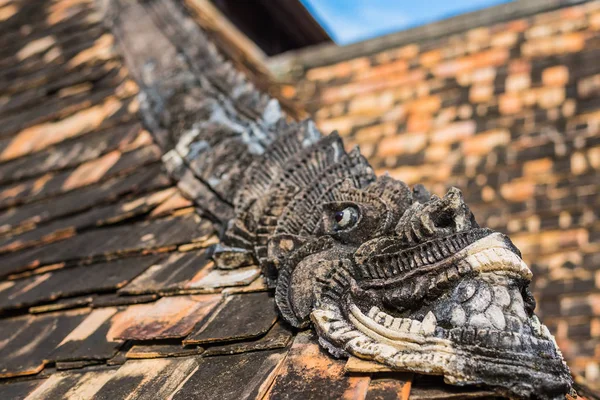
121, 2, 572, 395
197, 123, 573, 399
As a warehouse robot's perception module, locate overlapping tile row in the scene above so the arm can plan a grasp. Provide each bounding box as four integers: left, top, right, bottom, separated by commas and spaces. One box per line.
0, 0, 592, 399
0, 1, 377, 399
0, 0, 287, 394
277, 0, 600, 386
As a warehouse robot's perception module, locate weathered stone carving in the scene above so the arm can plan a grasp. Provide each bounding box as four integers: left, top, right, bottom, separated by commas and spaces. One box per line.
209, 126, 574, 399
109, 1, 573, 396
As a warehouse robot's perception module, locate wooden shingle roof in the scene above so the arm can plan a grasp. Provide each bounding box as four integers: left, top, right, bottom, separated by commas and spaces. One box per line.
0, 0, 596, 399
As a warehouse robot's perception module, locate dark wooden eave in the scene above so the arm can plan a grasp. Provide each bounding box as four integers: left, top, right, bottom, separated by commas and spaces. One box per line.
210, 0, 332, 56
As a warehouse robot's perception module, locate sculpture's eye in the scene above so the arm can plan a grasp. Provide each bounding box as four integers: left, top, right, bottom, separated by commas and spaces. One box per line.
333, 207, 358, 231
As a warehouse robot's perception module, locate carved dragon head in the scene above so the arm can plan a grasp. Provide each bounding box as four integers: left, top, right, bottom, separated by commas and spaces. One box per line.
215, 127, 573, 400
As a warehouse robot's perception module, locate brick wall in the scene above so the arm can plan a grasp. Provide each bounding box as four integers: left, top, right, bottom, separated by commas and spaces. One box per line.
278, 1, 600, 385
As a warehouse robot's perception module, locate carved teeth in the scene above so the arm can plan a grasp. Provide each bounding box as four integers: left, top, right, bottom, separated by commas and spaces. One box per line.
388, 317, 415, 333
421, 311, 437, 335
409, 320, 422, 334
384, 314, 394, 328
462, 247, 532, 279
368, 306, 380, 319
399, 318, 412, 332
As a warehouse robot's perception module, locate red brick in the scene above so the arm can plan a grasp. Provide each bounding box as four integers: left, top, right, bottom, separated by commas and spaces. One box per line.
509, 59, 531, 74
386, 166, 425, 185
306, 57, 370, 81
463, 129, 510, 155
431, 120, 476, 144
390, 44, 420, 59
318, 115, 370, 136
419, 49, 443, 67
589, 147, 600, 169
321, 70, 425, 103
424, 143, 450, 162
526, 24, 553, 40
499, 93, 523, 115
354, 123, 396, 144
459, 67, 496, 86
537, 87, 565, 109
542, 65, 569, 86
491, 31, 518, 47
281, 85, 296, 99
348, 91, 394, 114
406, 113, 433, 133
523, 158, 553, 176
578, 74, 600, 98
505, 19, 529, 32
469, 85, 494, 103
355, 59, 408, 81
482, 186, 496, 202
590, 11, 600, 30
561, 6, 585, 20
506, 73, 531, 92
378, 132, 427, 157
562, 99, 576, 118
522, 32, 586, 57
467, 27, 490, 42
406, 95, 441, 114
571, 152, 588, 174
500, 180, 535, 202
434, 107, 457, 127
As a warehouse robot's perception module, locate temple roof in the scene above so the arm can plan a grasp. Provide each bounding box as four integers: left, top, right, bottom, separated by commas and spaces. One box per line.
0, 0, 597, 399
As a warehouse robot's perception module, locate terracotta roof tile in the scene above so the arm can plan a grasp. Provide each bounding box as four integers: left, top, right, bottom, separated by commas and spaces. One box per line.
50, 307, 123, 362
25, 369, 116, 400
365, 376, 412, 400
0, 0, 597, 397
126, 342, 205, 360
0, 309, 88, 378
0, 255, 163, 312
119, 250, 212, 295
108, 294, 221, 341
0, 378, 43, 399
0, 213, 214, 278
171, 350, 286, 400
0, 164, 169, 235
89, 358, 198, 400
264, 331, 371, 399
184, 292, 278, 345
201, 320, 293, 357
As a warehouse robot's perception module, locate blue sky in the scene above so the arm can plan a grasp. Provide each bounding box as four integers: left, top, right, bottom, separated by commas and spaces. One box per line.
301, 0, 513, 45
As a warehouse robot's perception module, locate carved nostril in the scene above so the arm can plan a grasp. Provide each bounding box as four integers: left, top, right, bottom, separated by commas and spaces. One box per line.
433, 209, 456, 230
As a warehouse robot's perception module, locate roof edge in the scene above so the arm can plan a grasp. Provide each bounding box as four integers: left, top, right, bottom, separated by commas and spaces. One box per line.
267, 0, 587, 76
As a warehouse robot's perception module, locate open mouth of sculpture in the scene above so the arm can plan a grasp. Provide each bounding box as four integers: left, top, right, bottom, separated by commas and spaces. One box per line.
345, 232, 554, 354
312, 231, 572, 397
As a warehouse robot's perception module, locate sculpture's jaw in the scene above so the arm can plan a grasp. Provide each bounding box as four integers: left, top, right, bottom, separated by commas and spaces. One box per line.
312, 232, 573, 400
